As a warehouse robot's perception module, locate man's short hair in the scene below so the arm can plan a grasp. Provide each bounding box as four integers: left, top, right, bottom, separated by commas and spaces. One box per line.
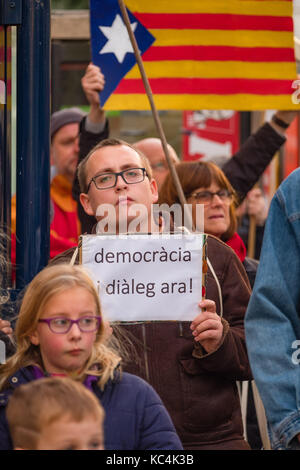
77, 138, 153, 193
6, 377, 104, 449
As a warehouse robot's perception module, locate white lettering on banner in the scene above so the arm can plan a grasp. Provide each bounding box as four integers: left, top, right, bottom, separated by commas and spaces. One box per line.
81, 233, 204, 322
95, 203, 204, 235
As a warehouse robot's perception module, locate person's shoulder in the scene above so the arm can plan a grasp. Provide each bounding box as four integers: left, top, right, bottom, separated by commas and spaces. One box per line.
118, 372, 160, 400
280, 168, 300, 192
206, 234, 249, 284
275, 168, 300, 214
119, 372, 153, 390
206, 233, 237, 257
0, 367, 35, 399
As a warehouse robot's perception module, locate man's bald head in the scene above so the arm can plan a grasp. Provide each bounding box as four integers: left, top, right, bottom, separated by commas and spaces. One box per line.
134, 138, 179, 190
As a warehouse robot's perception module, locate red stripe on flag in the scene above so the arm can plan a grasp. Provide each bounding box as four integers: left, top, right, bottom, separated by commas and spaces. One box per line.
114, 78, 294, 95
134, 13, 293, 31
142, 45, 295, 62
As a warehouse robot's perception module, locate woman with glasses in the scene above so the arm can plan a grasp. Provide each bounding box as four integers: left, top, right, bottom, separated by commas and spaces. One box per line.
0, 264, 182, 450
159, 160, 249, 265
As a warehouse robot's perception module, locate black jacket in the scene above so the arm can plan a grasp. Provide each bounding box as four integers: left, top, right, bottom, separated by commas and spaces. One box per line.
223, 122, 285, 203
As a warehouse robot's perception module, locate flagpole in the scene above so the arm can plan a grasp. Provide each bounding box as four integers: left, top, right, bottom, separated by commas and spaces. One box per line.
117, 0, 195, 231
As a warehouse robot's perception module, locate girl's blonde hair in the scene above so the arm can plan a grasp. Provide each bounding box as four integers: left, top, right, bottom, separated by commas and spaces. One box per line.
0, 264, 121, 390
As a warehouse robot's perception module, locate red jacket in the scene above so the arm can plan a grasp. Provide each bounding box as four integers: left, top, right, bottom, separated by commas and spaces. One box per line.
11, 175, 81, 264
50, 174, 81, 259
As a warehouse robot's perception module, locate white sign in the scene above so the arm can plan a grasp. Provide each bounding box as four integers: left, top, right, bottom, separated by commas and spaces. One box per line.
81, 233, 205, 322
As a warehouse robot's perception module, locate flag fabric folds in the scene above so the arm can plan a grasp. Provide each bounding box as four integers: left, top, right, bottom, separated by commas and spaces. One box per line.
90, 0, 299, 110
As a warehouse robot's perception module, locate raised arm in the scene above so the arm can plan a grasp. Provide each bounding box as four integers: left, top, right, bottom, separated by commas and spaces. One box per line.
72, 64, 110, 233
223, 111, 297, 203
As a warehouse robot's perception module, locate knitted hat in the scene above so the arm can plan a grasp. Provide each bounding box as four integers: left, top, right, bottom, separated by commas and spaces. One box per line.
50, 107, 86, 138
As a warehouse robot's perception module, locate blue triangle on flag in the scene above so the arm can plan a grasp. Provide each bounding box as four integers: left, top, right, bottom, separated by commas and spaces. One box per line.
90, 0, 155, 106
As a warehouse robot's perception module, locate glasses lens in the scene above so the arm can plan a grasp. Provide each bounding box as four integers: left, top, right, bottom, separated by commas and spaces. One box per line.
193, 191, 211, 203
78, 316, 99, 332
94, 173, 115, 189
217, 189, 232, 201
123, 168, 144, 183
50, 318, 71, 333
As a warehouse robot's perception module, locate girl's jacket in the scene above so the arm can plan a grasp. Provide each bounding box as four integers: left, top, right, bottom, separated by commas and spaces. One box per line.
0, 366, 183, 450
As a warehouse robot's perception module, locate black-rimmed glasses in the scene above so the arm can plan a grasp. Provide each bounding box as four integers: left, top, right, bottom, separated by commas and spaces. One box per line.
87, 168, 147, 191
38, 316, 101, 334
189, 189, 233, 205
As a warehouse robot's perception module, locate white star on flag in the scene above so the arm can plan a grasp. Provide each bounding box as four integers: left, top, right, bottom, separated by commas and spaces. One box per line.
99, 14, 137, 64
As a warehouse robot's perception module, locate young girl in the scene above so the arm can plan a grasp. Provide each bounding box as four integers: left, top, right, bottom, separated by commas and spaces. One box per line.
0, 264, 182, 450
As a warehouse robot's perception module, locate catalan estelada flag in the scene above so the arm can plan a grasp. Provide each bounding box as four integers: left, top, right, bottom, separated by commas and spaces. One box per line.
90, 0, 299, 111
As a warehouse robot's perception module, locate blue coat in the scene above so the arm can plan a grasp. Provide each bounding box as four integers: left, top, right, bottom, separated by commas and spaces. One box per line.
0, 367, 182, 450
245, 168, 300, 450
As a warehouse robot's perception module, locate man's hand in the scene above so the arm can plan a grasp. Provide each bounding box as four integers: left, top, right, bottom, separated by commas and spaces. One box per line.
190, 299, 223, 353
0, 318, 13, 336
81, 63, 106, 123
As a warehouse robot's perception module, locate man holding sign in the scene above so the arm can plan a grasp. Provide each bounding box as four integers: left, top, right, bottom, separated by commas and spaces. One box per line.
51, 138, 252, 450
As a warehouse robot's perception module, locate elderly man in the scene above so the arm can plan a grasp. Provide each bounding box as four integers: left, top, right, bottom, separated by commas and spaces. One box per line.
133, 138, 179, 191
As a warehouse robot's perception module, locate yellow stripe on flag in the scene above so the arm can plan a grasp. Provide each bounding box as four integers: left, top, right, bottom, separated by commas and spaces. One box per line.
126, 0, 293, 17
105, 93, 300, 111
151, 29, 294, 48
127, 61, 297, 80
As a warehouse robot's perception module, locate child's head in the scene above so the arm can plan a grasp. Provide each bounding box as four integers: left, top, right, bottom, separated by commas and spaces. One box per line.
6, 377, 105, 450
0, 264, 120, 390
